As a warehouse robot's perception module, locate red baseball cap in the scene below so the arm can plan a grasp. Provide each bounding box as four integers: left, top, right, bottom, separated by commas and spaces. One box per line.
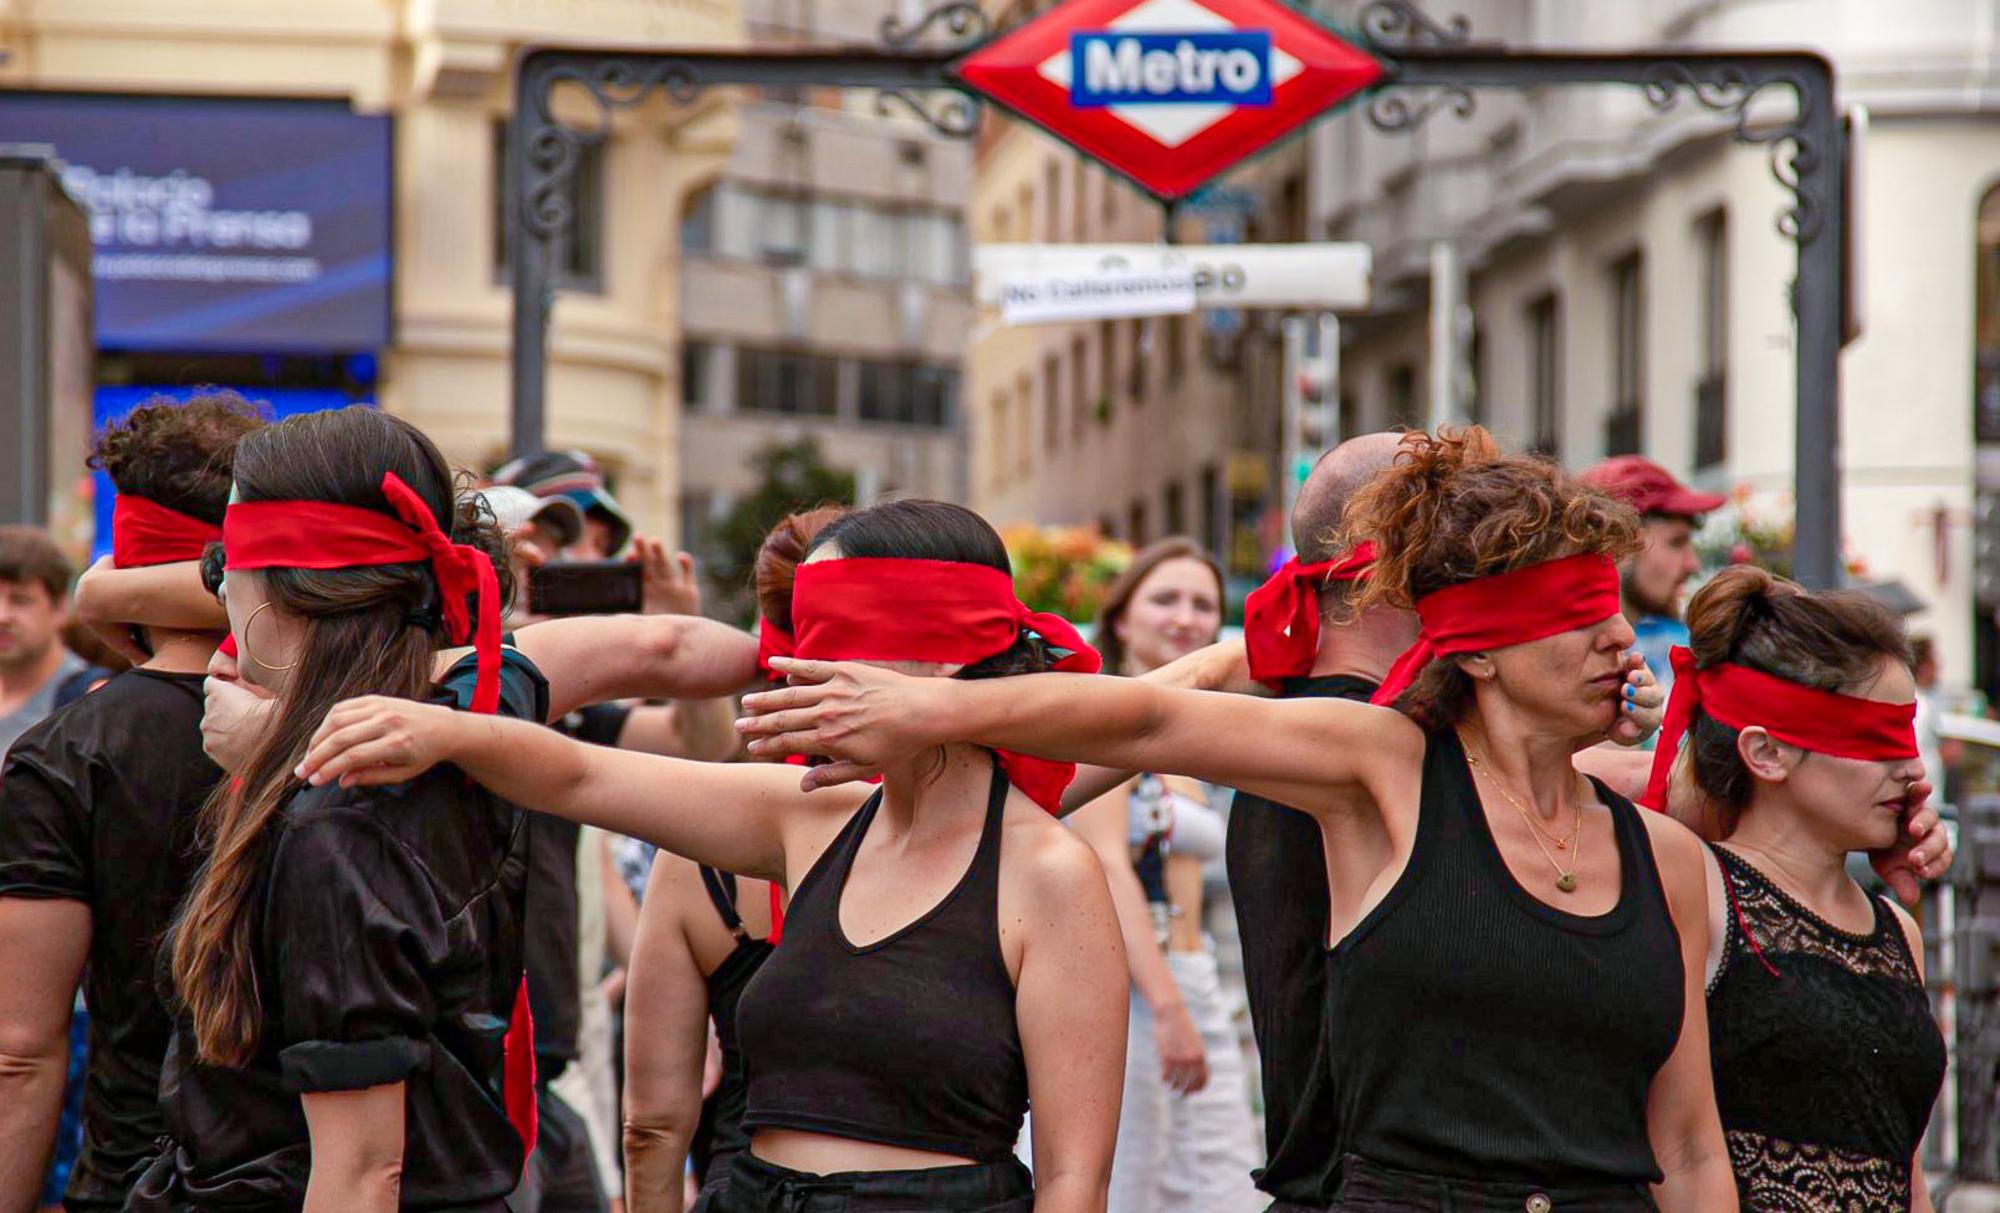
1581, 456, 1726, 519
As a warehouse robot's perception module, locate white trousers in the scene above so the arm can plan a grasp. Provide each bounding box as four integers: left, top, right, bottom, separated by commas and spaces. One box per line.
1107, 949, 1264, 1213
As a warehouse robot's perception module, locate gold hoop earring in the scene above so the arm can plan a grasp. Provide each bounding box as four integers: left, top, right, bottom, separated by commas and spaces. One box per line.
241, 601, 299, 673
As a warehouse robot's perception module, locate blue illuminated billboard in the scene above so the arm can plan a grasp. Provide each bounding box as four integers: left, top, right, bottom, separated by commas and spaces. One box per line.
0, 93, 391, 353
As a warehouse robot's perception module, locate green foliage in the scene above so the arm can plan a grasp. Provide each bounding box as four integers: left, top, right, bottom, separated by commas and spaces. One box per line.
707, 437, 856, 622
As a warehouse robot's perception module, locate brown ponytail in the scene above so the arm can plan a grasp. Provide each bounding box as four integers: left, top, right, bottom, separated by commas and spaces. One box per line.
1674, 565, 1911, 838
1337, 426, 1640, 727
171, 408, 501, 1066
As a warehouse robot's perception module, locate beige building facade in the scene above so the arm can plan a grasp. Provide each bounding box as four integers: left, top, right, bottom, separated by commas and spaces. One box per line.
1, 0, 743, 542
1310, 0, 2000, 693
677, 94, 973, 548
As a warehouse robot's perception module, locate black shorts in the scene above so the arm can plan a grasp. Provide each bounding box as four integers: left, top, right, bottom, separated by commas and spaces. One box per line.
709, 1151, 1033, 1213
1327, 1156, 1659, 1213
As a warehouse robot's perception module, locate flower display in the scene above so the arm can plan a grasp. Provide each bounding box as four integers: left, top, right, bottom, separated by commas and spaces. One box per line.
1002, 523, 1134, 623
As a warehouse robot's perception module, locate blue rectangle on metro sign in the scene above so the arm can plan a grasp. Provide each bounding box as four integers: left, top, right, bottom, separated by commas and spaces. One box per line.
1069, 30, 1274, 107
0, 93, 392, 354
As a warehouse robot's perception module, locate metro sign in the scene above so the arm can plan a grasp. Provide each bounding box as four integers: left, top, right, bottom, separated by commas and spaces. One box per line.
954, 0, 1383, 200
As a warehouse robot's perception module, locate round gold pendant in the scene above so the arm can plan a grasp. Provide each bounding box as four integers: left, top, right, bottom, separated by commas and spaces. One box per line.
1556, 873, 1578, 893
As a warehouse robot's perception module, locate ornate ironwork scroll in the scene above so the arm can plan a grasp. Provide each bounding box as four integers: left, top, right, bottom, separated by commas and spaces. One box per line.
1364, 83, 1474, 133
1640, 62, 1821, 242
1356, 0, 1471, 49
880, 0, 993, 49
874, 87, 983, 137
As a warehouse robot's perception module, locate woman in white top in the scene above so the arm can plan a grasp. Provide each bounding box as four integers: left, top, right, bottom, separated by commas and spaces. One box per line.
1076, 538, 1263, 1213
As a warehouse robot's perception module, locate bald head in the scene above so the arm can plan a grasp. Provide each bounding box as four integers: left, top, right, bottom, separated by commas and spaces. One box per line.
1293, 431, 1404, 562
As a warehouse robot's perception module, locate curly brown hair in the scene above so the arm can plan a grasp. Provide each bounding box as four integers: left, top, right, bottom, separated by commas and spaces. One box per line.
89, 390, 267, 525
1338, 427, 1642, 726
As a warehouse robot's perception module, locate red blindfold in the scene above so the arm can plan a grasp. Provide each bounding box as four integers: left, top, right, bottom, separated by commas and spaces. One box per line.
113, 495, 221, 569
1640, 646, 1918, 810
223, 472, 503, 716
1243, 543, 1376, 687
790, 557, 1101, 813
1372, 553, 1623, 707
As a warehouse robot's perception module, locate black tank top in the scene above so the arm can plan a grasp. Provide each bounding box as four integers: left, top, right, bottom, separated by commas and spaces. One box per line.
692, 867, 775, 1187
1707, 846, 1944, 1212
735, 764, 1026, 1161
1322, 729, 1685, 1185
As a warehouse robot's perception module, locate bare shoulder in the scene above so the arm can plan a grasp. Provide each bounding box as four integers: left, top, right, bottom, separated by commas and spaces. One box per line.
1000, 803, 1113, 914
1633, 806, 1712, 916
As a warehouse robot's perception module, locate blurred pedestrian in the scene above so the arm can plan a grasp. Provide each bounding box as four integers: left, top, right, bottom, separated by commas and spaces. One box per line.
1084, 537, 1261, 1213
0, 527, 96, 755
493, 450, 635, 560
1581, 455, 1726, 707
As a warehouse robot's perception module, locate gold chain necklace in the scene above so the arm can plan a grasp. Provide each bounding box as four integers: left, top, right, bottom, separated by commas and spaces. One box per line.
1465, 747, 1584, 894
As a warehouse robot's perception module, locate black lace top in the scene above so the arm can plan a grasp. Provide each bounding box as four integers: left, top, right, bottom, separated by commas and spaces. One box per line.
1707, 845, 1945, 1213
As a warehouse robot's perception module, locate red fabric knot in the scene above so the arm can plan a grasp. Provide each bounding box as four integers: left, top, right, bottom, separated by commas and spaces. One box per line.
112, 495, 221, 569
1370, 552, 1622, 707
790, 557, 1103, 814
1243, 542, 1376, 687
222, 472, 505, 715
1639, 645, 1919, 811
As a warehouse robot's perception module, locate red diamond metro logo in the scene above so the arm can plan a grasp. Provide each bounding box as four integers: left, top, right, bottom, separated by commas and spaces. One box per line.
953, 0, 1384, 200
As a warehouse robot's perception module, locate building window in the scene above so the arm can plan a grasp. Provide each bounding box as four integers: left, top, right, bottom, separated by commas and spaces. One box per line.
1387, 364, 1418, 428
1070, 157, 1086, 240
681, 341, 712, 411
494, 120, 605, 290
1017, 186, 1033, 242
1070, 335, 1088, 440
1129, 499, 1149, 547
858, 361, 955, 427
1528, 293, 1561, 457
1607, 252, 1644, 456
1016, 375, 1033, 477
1098, 320, 1115, 421
1127, 319, 1148, 403
1045, 162, 1062, 241
1338, 392, 1359, 445
991, 392, 1011, 489
1978, 188, 2000, 445
735, 347, 839, 416
1466, 325, 1484, 428
1099, 513, 1118, 540
1165, 479, 1186, 536
1199, 464, 1221, 558
1695, 212, 1728, 468
1166, 313, 1187, 387
681, 183, 717, 256
1043, 354, 1062, 452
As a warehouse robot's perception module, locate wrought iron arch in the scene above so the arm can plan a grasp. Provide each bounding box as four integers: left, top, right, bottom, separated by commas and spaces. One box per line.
506, 0, 1844, 587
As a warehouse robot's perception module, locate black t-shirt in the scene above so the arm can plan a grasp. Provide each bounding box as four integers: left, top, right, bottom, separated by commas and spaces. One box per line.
526, 702, 630, 1072
138, 650, 549, 1211
0, 668, 216, 1212
1223, 673, 1375, 1205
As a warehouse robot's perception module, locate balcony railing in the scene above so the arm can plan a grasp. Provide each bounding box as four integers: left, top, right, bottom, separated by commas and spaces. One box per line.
1604, 401, 1642, 456
1695, 373, 1727, 469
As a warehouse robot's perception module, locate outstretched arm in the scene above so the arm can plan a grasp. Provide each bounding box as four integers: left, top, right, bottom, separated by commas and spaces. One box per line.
297, 699, 843, 881
740, 658, 1414, 816
1060, 639, 1264, 814
510, 615, 759, 721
